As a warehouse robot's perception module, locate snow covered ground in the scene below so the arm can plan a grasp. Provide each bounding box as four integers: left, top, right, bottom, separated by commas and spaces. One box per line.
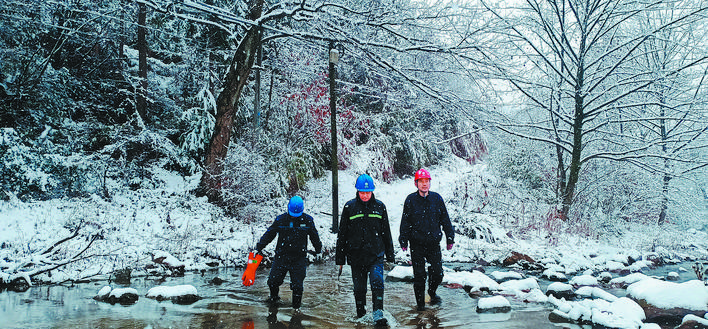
3, 156, 708, 328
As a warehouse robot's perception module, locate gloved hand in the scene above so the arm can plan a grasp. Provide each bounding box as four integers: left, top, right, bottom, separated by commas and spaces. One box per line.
402, 247, 408, 252
242, 252, 263, 286
446, 243, 453, 250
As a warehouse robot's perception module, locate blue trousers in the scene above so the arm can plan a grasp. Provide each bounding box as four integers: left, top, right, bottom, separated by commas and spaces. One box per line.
351, 261, 384, 314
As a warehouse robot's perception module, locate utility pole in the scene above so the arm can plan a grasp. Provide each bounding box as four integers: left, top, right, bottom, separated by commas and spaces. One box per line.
329, 41, 340, 233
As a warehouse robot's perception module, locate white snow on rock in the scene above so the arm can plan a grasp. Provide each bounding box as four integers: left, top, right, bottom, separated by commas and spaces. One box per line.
442, 270, 500, 291
387, 266, 414, 281
627, 279, 708, 311
96, 285, 112, 298
152, 250, 184, 268
550, 296, 644, 329
490, 270, 523, 282
109, 287, 139, 299
575, 286, 617, 302
499, 277, 539, 293
477, 295, 511, 312
570, 274, 598, 287
547, 282, 573, 293
146, 284, 198, 299
609, 273, 651, 287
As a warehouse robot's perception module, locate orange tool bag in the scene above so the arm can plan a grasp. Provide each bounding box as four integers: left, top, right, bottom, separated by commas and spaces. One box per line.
241, 252, 263, 286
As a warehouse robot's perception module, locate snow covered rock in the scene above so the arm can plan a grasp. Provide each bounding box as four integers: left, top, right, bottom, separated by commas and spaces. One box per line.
666, 272, 680, 281
546, 282, 575, 300
569, 274, 599, 288
387, 266, 414, 282
94, 286, 139, 305
609, 272, 651, 289
542, 269, 568, 282
502, 252, 541, 270
499, 277, 539, 294
147, 284, 200, 304
627, 279, 708, 324
575, 286, 617, 302
476, 295, 511, 313
442, 270, 500, 293
489, 270, 523, 283
548, 296, 645, 328
151, 251, 186, 276
518, 288, 548, 303
676, 314, 708, 329
598, 271, 613, 283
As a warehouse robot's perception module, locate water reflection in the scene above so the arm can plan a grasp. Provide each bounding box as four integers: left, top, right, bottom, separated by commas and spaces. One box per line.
0, 262, 697, 329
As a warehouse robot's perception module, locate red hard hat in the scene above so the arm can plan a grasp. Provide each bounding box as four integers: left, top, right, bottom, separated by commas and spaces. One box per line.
414, 168, 431, 181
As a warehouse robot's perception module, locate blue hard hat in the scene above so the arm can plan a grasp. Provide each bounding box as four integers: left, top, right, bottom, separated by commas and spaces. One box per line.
355, 174, 375, 192
288, 196, 304, 217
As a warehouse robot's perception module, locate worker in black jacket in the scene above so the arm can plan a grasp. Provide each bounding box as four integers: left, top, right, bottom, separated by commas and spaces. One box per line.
256, 196, 322, 311
399, 168, 454, 311
335, 174, 394, 326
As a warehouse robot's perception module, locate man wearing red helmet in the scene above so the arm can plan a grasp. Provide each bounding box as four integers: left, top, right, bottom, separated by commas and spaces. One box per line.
399, 168, 454, 311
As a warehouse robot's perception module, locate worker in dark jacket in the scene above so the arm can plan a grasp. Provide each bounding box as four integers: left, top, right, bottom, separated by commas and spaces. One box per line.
335, 174, 394, 326
256, 196, 322, 311
399, 168, 454, 311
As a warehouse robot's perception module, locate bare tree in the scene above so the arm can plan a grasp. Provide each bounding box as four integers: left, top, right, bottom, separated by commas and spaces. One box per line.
628, 5, 708, 224
479, 0, 708, 219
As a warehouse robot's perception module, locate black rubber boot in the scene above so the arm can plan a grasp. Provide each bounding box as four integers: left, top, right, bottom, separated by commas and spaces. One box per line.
355, 293, 366, 318
428, 286, 441, 305
414, 285, 426, 311
266, 286, 281, 305
292, 293, 302, 310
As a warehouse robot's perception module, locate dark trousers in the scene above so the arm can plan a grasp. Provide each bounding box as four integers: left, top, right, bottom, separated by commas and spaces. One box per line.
267, 256, 307, 308
410, 243, 443, 307
351, 261, 384, 316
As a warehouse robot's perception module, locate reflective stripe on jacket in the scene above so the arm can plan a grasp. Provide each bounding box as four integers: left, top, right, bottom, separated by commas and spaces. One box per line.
335, 194, 394, 266
256, 213, 322, 259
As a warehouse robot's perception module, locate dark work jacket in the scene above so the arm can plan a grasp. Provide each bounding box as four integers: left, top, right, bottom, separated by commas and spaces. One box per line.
335, 194, 395, 266
256, 213, 322, 260
399, 191, 454, 249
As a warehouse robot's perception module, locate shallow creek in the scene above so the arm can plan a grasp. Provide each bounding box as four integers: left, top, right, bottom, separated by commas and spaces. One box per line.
0, 262, 697, 328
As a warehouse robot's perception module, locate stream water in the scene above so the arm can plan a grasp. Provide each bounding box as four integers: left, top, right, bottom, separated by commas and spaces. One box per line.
0, 262, 697, 328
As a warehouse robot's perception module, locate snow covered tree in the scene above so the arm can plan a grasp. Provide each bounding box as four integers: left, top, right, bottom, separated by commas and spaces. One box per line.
479, 0, 708, 220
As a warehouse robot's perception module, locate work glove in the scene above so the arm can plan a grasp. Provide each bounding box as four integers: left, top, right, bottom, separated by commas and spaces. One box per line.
446, 243, 454, 250
242, 252, 263, 286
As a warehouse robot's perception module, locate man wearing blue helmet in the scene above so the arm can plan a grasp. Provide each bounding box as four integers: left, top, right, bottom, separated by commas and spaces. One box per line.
256, 196, 322, 311
335, 174, 394, 326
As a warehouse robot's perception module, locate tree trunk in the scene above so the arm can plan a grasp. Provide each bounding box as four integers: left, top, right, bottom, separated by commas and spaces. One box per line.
658, 173, 670, 225
199, 0, 264, 202
658, 102, 669, 225
136, 3, 148, 123
561, 63, 586, 219
561, 105, 583, 218
252, 34, 262, 144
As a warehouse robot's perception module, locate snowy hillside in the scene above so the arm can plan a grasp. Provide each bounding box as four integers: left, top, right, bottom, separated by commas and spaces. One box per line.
2, 156, 708, 286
